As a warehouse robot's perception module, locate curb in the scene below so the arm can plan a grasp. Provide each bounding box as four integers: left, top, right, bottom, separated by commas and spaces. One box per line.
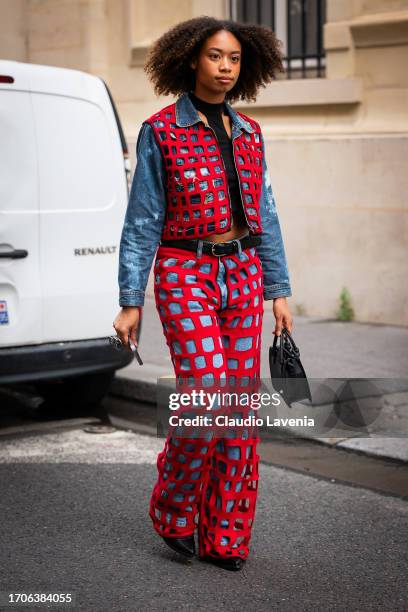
109, 374, 408, 464
110, 375, 156, 405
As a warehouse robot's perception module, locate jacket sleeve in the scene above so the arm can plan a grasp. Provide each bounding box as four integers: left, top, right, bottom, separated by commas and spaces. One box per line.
256, 131, 292, 300
118, 121, 167, 307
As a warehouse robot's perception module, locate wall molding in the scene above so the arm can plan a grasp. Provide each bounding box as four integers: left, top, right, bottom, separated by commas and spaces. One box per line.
235, 78, 363, 109
325, 10, 408, 50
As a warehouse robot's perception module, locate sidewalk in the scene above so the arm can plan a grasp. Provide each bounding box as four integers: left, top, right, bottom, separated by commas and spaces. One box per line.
110, 296, 408, 463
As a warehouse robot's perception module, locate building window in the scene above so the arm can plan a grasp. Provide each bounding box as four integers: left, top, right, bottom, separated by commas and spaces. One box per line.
229, 0, 326, 78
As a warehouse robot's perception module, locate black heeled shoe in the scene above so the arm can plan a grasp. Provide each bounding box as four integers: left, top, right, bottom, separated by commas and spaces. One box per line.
162, 535, 195, 558
200, 555, 246, 571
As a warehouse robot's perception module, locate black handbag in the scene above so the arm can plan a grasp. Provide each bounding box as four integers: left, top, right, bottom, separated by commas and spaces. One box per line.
269, 327, 312, 406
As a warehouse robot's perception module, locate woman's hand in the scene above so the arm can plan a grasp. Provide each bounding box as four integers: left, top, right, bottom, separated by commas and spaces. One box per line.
113, 306, 142, 351
272, 297, 293, 336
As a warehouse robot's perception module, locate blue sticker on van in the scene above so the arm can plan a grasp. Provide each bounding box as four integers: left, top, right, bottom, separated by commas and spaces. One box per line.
0, 300, 9, 324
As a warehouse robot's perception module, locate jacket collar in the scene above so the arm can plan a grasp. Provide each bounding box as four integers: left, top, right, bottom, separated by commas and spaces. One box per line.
175, 91, 254, 134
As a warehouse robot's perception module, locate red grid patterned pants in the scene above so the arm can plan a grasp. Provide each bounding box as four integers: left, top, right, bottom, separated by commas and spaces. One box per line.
149, 239, 264, 559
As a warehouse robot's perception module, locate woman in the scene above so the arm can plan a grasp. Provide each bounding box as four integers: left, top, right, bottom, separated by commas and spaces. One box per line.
114, 16, 293, 571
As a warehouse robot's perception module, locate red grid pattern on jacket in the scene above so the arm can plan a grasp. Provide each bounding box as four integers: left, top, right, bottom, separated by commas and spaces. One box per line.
145, 105, 264, 240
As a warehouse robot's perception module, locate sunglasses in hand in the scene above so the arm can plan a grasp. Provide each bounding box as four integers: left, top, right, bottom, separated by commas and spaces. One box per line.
108, 335, 143, 365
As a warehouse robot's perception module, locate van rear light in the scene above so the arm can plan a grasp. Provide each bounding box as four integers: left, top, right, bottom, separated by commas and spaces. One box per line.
0, 75, 14, 83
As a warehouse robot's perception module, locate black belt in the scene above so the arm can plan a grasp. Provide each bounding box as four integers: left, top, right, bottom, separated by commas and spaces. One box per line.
160, 234, 262, 257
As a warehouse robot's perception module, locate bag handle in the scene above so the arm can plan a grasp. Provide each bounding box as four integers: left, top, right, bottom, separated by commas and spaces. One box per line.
281, 327, 300, 357
272, 328, 300, 370
272, 330, 285, 372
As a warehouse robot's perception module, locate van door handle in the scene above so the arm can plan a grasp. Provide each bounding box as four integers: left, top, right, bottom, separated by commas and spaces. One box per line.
0, 249, 28, 259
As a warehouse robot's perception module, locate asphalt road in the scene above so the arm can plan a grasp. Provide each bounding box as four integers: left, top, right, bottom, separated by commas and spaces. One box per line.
0, 425, 407, 612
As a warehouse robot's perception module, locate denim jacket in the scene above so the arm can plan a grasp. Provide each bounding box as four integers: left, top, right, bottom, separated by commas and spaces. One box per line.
118, 91, 292, 307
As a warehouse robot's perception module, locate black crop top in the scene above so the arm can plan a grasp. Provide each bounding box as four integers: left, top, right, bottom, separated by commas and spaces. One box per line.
188, 91, 247, 227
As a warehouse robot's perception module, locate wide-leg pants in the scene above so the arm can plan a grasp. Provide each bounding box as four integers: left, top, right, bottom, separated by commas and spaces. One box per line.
149, 236, 264, 559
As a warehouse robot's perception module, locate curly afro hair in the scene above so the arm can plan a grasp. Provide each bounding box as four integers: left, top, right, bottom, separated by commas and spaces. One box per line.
144, 15, 285, 103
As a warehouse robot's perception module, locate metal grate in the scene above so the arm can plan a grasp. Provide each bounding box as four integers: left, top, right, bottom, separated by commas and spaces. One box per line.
229, 0, 326, 78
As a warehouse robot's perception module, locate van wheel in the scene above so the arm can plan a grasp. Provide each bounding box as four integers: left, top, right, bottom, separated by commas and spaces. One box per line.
34, 371, 115, 417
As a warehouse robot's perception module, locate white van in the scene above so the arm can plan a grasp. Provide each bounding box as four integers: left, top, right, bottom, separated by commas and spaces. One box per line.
0, 60, 135, 411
